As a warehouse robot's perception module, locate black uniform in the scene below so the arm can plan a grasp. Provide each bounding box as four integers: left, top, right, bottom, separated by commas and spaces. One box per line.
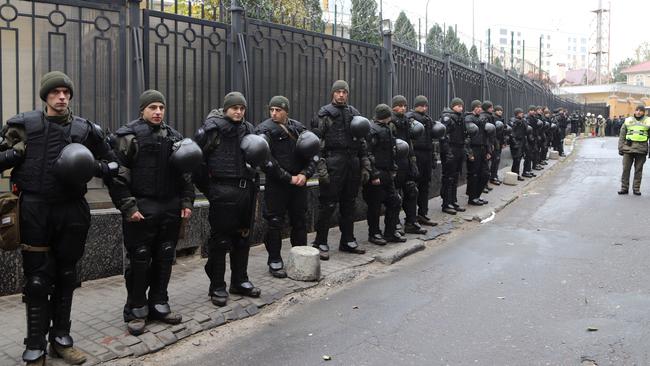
555, 112, 567, 155
524, 114, 539, 173
312, 103, 371, 252
466, 111, 491, 201
197, 109, 258, 295
363, 120, 401, 238
110, 118, 194, 323
509, 116, 528, 175
0, 110, 116, 361
490, 115, 505, 181
256, 118, 315, 266
408, 110, 437, 218
439, 108, 469, 208
392, 112, 421, 226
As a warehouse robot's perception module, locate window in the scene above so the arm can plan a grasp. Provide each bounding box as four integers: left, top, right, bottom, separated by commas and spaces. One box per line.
500, 28, 507, 35
568, 46, 571, 51
573, 46, 576, 51
500, 38, 507, 45
547, 35, 551, 40
547, 44, 550, 49
581, 47, 586, 53
517, 40, 521, 46
581, 55, 586, 61
636, 75, 643, 86
581, 38, 586, 44
517, 32, 521, 37
517, 50, 520, 55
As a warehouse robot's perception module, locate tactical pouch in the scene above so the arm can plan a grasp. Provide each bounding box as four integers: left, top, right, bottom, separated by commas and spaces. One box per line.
0, 192, 20, 251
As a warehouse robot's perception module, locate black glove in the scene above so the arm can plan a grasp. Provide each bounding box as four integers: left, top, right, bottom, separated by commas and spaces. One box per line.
96, 161, 119, 178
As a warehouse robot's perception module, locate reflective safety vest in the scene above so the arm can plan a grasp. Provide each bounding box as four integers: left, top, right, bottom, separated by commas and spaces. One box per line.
625, 116, 650, 142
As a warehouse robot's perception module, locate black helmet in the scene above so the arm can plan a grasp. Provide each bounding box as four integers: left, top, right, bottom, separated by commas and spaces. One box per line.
240, 134, 270, 167
53, 143, 96, 184
431, 121, 446, 139
526, 125, 533, 135
170, 138, 203, 173
410, 120, 425, 139
495, 120, 504, 133
550, 123, 558, 131
504, 124, 512, 135
544, 121, 550, 129
484, 122, 496, 136
536, 119, 543, 128
395, 139, 409, 159
465, 122, 479, 137
350, 116, 371, 138
295, 130, 320, 160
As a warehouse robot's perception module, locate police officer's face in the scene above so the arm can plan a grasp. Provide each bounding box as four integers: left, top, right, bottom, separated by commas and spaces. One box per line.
270, 107, 288, 123
415, 105, 428, 113
634, 109, 645, 118
488, 107, 494, 113
393, 104, 407, 115
226, 105, 246, 122
332, 89, 348, 105
46, 87, 70, 115
516, 112, 524, 119
495, 110, 502, 117
143, 102, 165, 124
452, 105, 463, 113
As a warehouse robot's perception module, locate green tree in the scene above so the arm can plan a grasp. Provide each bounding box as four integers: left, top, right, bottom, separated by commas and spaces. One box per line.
425, 23, 444, 55
493, 57, 503, 69
393, 11, 417, 48
457, 43, 469, 61
469, 44, 479, 62
634, 42, 650, 62
350, 0, 380, 45
612, 58, 635, 82
443, 26, 461, 54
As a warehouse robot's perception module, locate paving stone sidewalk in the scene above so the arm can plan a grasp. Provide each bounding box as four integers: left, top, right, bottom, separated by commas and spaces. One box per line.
0, 142, 575, 365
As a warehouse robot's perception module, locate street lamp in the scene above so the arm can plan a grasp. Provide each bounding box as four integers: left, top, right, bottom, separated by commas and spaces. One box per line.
381, 18, 392, 35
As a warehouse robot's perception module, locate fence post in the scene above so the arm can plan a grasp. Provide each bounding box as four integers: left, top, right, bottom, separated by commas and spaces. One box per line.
504, 68, 510, 117
480, 62, 487, 101
230, 0, 246, 94
382, 29, 393, 104
127, 0, 144, 124
444, 53, 451, 102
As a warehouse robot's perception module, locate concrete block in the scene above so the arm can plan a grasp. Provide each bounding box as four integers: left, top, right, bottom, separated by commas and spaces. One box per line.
286, 246, 321, 281
564, 137, 573, 145
502, 172, 519, 186
549, 151, 560, 160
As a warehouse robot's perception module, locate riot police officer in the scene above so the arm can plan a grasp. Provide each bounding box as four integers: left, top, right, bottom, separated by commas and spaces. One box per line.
554, 108, 567, 156
466, 100, 491, 206
439, 98, 469, 214
509, 108, 527, 181
523, 105, 539, 176
311, 80, 371, 260
110, 90, 197, 335
489, 105, 506, 185
407, 95, 440, 227
0, 71, 118, 366
391, 95, 427, 235
195, 92, 265, 307
256, 96, 316, 278
363, 104, 406, 245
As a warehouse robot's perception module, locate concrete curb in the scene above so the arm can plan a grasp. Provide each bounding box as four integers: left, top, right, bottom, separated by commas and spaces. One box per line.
374, 240, 426, 265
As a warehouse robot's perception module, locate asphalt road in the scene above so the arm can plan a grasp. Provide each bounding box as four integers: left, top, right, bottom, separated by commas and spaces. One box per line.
179, 138, 650, 366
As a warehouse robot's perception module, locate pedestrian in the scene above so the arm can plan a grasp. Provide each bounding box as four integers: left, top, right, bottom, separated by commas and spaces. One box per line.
439, 98, 469, 215
311, 80, 371, 260
466, 100, 491, 206
391, 95, 427, 234
407, 95, 439, 227
255, 96, 316, 278
363, 104, 406, 245
523, 105, 538, 178
110, 90, 198, 335
195, 92, 265, 307
617, 105, 650, 195
489, 105, 506, 185
0, 71, 118, 366
509, 108, 527, 181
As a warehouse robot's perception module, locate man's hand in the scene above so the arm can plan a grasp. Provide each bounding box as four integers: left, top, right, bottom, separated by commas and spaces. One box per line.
370, 178, 381, 185
295, 174, 307, 186
181, 208, 192, 219
128, 211, 145, 222
486, 153, 492, 160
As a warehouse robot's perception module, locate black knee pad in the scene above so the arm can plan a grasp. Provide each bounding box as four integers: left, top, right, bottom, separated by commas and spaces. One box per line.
132, 245, 151, 264
58, 267, 76, 284
24, 275, 51, 298
159, 241, 175, 261
266, 215, 284, 230
405, 181, 418, 199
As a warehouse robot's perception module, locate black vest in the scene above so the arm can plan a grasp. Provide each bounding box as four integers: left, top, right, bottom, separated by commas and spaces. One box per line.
257, 118, 306, 176
8, 110, 92, 199
408, 111, 434, 151
204, 117, 255, 179
116, 119, 182, 199
441, 110, 466, 145
368, 121, 395, 171
391, 113, 412, 171
317, 104, 361, 153
467, 112, 484, 146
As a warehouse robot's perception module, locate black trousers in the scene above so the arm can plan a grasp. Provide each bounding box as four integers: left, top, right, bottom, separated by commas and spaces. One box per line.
510, 145, 523, 175
20, 194, 90, 351
490, 147, 502, 180
523, 143, 536, 172
394, 170, 418, 224
466, 145, 489, 200
315, 153, 361, 246
122, 197, 181, 319
262, 179, 308, 264
440, 145, 464, 207
414, 150, 433, 217
362, 170, 401, 237
205, 181, 255, 292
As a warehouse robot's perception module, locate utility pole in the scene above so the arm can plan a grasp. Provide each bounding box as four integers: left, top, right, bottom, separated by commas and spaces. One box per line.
539, 35, 542, 80
521, 40, 525, 75
590, 0, 610, 84
510, 31, 514, 69
487, 29, 491, 63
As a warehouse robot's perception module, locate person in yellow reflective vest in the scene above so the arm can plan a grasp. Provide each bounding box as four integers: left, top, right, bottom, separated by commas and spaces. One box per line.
618, 105, 650, 195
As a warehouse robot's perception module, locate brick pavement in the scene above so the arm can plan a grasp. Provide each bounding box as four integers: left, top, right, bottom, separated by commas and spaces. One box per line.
0, 142, 574, 365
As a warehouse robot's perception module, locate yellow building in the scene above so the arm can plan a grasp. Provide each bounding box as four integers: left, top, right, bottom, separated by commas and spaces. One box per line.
554, 83, 650, 118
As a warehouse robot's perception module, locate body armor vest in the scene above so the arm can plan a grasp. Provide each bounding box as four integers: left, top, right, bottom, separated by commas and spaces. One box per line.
409, 111, 434, 151
317, 104, 361, 153
368, 121, 395, 171
205, 117, 255, 179
258, 118, 306, 175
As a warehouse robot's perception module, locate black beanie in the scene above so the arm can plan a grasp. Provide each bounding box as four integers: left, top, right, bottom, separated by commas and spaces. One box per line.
513, 107, 523, 115
450, 97, 464, 108
392, 95, 407, 107
269, 95, 290, 112
223, 91, 247, 111
471, 100, 482, 110
331, 80, 349, 95
39, 71, 74, 101
414, 95, 428, 107
375, 104, 392, 120
139, 89, 166, 111
636, 104, 646, 112
528, 105, 537, 112
481, 100, 493, 111
494, 105, 503, 112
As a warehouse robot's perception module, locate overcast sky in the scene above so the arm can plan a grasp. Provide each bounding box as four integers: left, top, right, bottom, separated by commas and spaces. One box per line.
364, 0, 649, 67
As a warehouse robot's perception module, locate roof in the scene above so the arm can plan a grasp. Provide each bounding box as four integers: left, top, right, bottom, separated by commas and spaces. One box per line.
553, 83, 650, 96
559, 69, 597, 86
622, 60, 650, 74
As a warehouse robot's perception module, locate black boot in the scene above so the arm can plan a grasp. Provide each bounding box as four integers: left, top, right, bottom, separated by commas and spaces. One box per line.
442, 204, 457, 215
404, 222, 427, 234
268, 261, 287, 278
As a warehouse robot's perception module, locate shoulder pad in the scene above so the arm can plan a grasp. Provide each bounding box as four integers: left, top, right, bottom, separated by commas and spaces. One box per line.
87, 122, 106, 140
255, 119, 273, 134
115, 120, 138, 137
289, 119, 306, 132
348, 106, 361, 116
318, 104, 340, 118
6, 110, 42, 126
165, 124, 184, 140
243, 120, 256, 134
194, 128, 207, 146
